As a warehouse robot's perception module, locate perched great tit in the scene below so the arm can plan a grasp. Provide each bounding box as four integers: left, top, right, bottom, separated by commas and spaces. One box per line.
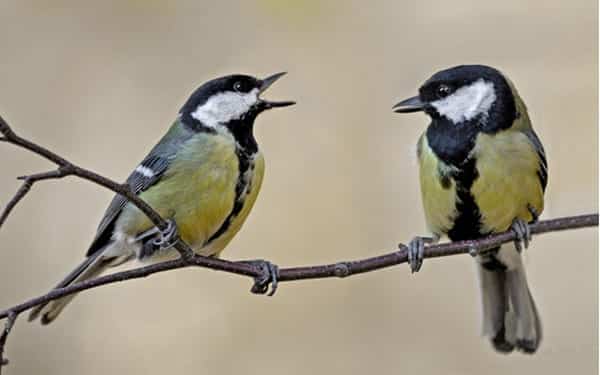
393, 65, 547, 354
29, 72, 295, 324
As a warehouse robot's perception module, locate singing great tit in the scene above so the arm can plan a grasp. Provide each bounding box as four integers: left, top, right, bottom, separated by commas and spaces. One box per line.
29, 72, 295, 324
393, 65, 547, 354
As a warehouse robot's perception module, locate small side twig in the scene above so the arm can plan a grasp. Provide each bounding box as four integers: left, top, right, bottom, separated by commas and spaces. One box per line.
0, 169, 67, 227
0, 312, 17, 373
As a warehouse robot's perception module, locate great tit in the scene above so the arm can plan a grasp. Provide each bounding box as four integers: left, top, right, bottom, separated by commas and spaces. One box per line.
393, 65, 546, 354
29, 72, 295, 324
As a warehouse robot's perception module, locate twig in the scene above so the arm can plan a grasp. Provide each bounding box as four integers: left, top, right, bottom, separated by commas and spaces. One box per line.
0, 170, 66, 227
0, 312, 16, 373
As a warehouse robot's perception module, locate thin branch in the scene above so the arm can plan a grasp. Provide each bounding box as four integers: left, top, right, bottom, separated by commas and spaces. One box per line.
0, 169, 66, 227
0, 213, 596, 321
0, 311, 16, 373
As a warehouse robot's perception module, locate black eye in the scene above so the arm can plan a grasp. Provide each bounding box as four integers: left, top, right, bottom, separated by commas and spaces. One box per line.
233, 81, 243, 92
436, 84, 451, 98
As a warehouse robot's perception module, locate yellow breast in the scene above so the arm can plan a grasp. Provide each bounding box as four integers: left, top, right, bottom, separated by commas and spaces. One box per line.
117, 132, 242, 256
471, 130, 544, 233
204, 152, 265, 257
418, 135, 459, 236
417, 128, 544, 237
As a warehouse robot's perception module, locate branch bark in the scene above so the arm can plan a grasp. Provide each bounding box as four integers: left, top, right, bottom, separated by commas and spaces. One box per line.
0, 213, 596, 324
0, 115, 597, 370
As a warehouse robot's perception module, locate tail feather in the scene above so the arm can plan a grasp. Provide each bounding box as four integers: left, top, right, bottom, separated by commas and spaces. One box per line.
477, 245, 542, 354
505, 264, 542, 353
29, 251, 110, 324
477, 257, 514, 353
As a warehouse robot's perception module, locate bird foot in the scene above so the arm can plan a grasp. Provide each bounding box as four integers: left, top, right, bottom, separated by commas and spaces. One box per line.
404, 236, 435, 273
151, 219, 178, 250
240, 260, 279, 296
511, 218, 532, 253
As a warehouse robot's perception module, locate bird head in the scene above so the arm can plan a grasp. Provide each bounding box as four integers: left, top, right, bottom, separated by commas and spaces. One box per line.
180, 72, 295, 130
393, 65, 518, 133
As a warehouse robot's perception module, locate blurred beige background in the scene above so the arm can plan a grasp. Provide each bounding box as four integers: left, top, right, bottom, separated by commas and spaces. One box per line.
0, 1, 597, 374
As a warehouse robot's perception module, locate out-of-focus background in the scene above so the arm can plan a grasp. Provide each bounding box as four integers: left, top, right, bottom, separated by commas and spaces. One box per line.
0, 1, 597, 374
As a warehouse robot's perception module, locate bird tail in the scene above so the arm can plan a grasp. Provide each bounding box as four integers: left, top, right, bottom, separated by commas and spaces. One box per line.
476, 245, 542, 354
28, 250, 119, 325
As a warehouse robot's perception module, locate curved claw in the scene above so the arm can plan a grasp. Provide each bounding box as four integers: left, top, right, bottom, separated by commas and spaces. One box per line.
511, 218, 532, 253
152, 219, 178, 250
407, 237, 427, 273
243, 260, 279, 296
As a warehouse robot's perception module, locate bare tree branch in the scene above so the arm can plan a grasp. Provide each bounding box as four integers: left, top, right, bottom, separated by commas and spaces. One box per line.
0, 114, 597, 370
0, 213, 596, 322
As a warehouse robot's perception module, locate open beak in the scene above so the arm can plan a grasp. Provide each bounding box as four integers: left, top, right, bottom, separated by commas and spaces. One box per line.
258, 72, 296, 109
392, 96, 425, 113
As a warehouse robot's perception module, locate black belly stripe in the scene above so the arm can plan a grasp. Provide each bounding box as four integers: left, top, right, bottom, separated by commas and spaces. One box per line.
425, 118, 485, 241
206, 147, 254, 244
447, 157, 484, 241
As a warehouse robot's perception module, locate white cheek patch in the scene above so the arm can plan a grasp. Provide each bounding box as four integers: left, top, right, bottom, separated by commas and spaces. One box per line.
190, 88, 259, 128
431, 79, 496, 124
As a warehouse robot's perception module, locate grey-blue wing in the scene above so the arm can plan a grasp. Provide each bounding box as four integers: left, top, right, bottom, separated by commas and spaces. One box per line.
85, 155, 171, 256
83, 120, 205, 256
523, 128, 548, 192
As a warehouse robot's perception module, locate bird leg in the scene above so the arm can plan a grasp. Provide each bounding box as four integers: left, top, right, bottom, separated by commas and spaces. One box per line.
404, 235, 438, 273
151, 219, 179, 250
238, 259, 279, 296
528, 204, 539, 222
511, 218, 532, 253
134, 227, 160, 243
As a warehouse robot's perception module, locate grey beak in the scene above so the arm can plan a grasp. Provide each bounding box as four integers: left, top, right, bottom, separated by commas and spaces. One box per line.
392, 96, 425, 113
258, 72, 295, 109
